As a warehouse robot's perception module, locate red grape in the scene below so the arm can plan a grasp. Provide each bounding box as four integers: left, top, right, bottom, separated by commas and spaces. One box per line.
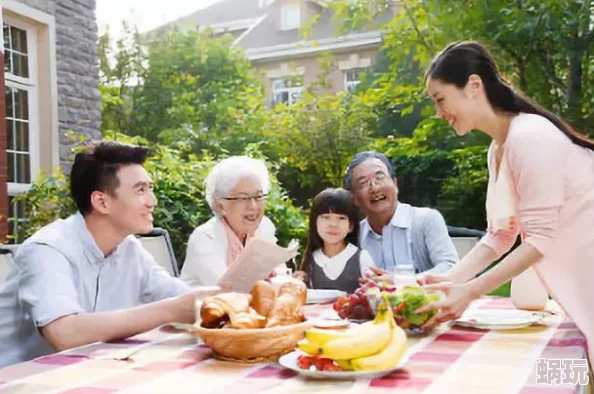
350, 305, 369, 320
348, 294, 361, 306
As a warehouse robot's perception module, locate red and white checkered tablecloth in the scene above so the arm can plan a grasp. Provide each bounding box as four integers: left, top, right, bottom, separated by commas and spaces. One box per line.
0, 297, 590, 394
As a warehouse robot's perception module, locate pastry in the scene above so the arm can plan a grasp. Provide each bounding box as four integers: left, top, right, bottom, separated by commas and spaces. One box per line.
265, 279, 307, 328
231, 307, 267, 329
250, 280, 276, 317
200, 292, 251, 328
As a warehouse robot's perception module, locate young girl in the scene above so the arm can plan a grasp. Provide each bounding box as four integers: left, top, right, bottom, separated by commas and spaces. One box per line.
298, 188, 375, 293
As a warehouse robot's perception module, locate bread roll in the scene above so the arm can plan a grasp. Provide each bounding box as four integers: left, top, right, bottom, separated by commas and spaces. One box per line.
277, 278, 307, 305
265, 279, 307, 328
250, 280, 276, 317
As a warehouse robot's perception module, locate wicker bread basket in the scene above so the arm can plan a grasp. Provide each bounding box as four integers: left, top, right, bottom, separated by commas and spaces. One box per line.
191, 320, 314, 363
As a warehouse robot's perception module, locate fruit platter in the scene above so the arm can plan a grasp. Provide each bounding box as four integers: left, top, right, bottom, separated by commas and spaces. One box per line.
332, 281, 444, 331
278, 298, 408, 379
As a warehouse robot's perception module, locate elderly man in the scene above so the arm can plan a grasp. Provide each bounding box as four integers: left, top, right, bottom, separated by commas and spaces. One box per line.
345, 151, 459, 277
0, 142, 218, 367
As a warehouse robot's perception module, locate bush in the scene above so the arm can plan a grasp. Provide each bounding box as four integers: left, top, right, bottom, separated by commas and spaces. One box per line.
14, 134, 307, 268
374, 122, 490, 231
264, 91, 377, 206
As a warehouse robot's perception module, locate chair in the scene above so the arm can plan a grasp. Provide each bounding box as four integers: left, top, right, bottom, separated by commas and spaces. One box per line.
451, 237, 479, 259
447, 226, 485, 259
136, 228, 179, 277
0, 248, 15, 287
447, 225, 486, 238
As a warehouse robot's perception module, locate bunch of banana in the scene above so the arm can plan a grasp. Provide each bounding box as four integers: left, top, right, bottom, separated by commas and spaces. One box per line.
297, 297, 408, 371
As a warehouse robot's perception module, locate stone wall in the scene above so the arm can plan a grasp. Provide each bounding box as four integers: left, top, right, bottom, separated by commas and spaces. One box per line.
15, 0, 101, 169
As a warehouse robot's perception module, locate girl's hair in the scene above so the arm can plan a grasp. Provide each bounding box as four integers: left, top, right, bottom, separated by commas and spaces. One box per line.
426, 40, 594, 151
299, 188, 360, 274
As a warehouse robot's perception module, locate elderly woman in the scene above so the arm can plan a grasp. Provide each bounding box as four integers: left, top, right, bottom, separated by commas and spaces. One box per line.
180, 156, 277, 287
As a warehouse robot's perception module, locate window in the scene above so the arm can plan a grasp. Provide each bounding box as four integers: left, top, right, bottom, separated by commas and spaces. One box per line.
3, 20, 38, 242
345, 68, 367, 92
7, 196, 27, 243
272, 78, 303, 106
281, 4, 301, 30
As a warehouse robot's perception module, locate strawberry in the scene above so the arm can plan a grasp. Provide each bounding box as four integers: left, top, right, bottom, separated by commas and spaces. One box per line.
297, 355, 313, 369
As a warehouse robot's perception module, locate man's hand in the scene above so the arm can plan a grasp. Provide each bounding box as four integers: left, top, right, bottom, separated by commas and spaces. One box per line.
41, 286, 224, 352
176, 286, 225, 324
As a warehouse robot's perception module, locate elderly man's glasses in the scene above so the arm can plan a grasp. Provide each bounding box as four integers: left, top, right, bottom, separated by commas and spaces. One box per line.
355, 172, 388, 191
223, 194, 269, 203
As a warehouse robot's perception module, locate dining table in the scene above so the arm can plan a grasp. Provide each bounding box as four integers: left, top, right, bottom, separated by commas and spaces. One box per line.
0, 296, 590, 394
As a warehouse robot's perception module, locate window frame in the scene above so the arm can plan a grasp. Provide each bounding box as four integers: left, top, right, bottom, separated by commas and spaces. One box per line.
3, 16, 39, 196
281, 4, 301, 30
271, 78, 303, 106
344, 67, 367, 93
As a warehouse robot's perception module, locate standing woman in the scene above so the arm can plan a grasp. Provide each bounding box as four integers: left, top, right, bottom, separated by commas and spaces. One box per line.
420, 41, 594, 360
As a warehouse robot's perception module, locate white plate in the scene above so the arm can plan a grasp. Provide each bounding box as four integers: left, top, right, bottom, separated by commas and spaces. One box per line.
454, 309, 547, 330
278, 350, 405, 380
306, 289, 346, 305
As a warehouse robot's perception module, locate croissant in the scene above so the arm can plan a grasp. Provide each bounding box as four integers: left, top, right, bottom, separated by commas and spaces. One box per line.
265, 279, 307, 328
231, 307, 267, 329
200, 292, 251, 328
200, 292, 269, 329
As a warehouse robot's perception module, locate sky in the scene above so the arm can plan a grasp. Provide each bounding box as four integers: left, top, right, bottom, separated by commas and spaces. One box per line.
96, 0, 221, 37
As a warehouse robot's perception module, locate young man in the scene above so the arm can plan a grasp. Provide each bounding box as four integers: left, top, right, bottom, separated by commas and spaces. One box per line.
0, 142, 216, 367
345, 151, 459, 278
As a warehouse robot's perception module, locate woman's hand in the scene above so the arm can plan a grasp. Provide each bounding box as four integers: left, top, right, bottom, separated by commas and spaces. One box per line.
416, 273, 452, 286
416, 282, 478, 331
359, 267, 393, 285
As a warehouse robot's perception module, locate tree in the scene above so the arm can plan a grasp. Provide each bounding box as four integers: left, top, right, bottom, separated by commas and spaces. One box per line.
98, 26, 269, 155
436, 0, 594, 130
329, 0, 594, 132
264, 90, 378, 206
97, 22, 146, 137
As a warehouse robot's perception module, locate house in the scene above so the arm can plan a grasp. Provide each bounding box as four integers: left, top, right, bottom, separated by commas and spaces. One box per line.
148, 0, 397, 106
0, 0, 101, 241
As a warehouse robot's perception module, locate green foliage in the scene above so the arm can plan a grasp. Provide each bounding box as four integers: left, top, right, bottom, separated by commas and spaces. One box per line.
372, 135, 488, 229
99, 25, 268, 155
12, 170, 76, 242
264, 91, 378, 205
330, 0, 594, 132
438, 146, 489, 230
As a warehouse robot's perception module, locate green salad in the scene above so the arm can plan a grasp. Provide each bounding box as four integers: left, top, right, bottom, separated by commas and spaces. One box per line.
366, 285, 444, 329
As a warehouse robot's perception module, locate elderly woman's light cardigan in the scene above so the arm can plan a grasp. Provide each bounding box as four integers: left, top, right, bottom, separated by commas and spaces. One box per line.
180, 216, 276, 287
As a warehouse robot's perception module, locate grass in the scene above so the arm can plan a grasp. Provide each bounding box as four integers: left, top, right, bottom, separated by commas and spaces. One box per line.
488, 281, 511, 297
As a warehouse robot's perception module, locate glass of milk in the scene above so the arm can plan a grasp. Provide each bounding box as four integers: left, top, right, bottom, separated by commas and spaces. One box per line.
392, 264, 417, 287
